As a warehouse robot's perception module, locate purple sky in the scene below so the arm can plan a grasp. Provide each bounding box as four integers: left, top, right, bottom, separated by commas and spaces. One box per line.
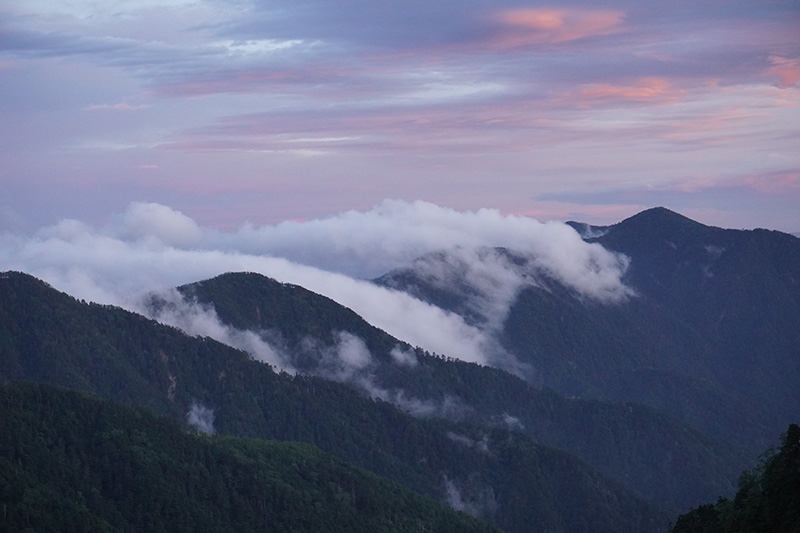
2, 0, 799, 233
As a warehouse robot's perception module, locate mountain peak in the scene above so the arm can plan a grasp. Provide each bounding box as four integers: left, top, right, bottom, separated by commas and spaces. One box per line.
599, 207, 711, 244
618, 207, 704, 230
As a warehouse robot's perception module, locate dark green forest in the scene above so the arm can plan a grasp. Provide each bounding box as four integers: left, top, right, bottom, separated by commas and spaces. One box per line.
672, 424, 800, 533
175, 270, 746, 511
0, 381, 498, 532
0, 271, 668, 533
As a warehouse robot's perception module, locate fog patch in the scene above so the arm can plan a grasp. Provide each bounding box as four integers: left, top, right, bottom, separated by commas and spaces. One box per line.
187, 402, 215, 434
380, 392, 470, 420
443, 475, 498, 519
501, 413, 524, 430
299, 333, 471, 420
300, 331, 374, 381
389, 344, 418, 367
447, 431, 490, 454
142, 289, 293, 372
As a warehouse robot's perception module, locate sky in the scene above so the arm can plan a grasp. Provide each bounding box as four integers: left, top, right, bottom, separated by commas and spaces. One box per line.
1, 0, 799, 234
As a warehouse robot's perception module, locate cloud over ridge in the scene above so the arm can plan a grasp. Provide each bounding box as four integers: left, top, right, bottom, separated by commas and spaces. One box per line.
0, 200, 632, 366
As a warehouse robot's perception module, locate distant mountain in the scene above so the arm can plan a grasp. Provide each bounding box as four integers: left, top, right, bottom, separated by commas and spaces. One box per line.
375, 208, 800, 458
586, 208, 800, 448
170, 271, 746, 511
0, 381, 498, 533
0, 271, 668, 533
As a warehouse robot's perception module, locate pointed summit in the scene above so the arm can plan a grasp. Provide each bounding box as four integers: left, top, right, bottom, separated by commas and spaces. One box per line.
616, 206, 705, 232
597, 207, 713, 248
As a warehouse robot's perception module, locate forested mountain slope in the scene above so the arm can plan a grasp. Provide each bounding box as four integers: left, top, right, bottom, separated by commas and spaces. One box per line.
0, 381, 499, 533
171, 271, 745, 511
0, 271, 668, 533
376, 208, 800, 457
672, 423, 800, 533
588, 208, 800, 450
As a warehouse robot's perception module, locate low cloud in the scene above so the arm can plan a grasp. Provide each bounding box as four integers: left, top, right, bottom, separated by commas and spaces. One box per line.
210, 199, 633, 301
390, 344, 418, 367
443, 475, 497, 519
187, 401, 215, 434
143, 289, 292, 371
0, 200, 632, 370
298, 331, 374, 381
447, 431, 490, 454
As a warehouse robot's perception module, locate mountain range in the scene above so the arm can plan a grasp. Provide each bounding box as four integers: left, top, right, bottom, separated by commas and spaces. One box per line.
1, 207, 797, 531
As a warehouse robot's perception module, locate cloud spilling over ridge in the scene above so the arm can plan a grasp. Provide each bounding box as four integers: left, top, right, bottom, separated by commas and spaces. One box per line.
141, 286, 476, 420
0, 200, 632, 367
380, 247, 542, 331
144, 288, 293, 371
213, 199, 632, 300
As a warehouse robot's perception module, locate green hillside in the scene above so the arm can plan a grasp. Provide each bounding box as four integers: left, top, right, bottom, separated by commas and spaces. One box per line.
0, 271, 669, 533
174, 271, 745, 511
0, 381, 498, 533
672, 423, 800, 533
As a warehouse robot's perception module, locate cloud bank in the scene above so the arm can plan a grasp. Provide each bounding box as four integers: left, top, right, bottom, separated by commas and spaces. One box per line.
0, 200, 632, 368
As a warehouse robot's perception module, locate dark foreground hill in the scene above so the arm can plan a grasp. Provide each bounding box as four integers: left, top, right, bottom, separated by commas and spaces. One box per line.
171, 271, 745, 511
0, 381, 498, 533
672, 423, 800, 533
0, 271, 669, 533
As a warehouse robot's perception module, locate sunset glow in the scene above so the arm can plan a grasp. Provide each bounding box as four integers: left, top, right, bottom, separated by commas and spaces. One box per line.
1, 0, 798, 233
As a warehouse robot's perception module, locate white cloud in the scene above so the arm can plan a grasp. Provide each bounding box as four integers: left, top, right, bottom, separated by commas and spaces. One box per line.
143, 288, 292, 371
114, 202, 203, 248
187, 401, 215, 434
0, 200, 632, 371
213, 199, 632, 299
390, 344, 418, 367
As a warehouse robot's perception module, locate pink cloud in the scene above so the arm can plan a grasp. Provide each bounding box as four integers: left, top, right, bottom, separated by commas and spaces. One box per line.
575, 77, 685, 106
738, 170, 800, 193
657, 170, 800, 195
534, 77, 688, 112
763, 56, 800, 89
489, 8, 625, 50
662, 107, 768, 145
